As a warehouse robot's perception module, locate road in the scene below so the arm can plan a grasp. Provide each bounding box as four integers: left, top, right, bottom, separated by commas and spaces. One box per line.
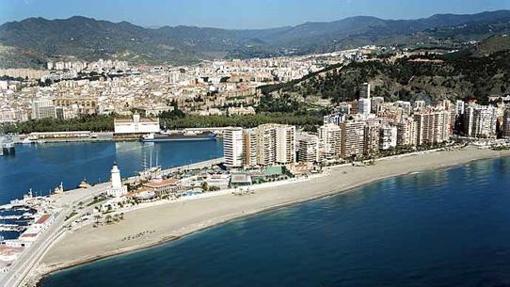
0, 157, 223, 287
0, 183, 108, 287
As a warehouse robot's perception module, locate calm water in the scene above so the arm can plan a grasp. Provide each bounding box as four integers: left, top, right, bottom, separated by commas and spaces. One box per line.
0, 140, 223, 204
41, 157, 510, 287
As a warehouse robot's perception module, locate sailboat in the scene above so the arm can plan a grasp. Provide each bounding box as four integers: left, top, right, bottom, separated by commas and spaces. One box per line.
138, 149, 161, 179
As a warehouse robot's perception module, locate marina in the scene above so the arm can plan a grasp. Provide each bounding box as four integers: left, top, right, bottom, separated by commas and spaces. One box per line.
0, 139, 223, 253
141, 131, 217, 142
0, 139, 223, 205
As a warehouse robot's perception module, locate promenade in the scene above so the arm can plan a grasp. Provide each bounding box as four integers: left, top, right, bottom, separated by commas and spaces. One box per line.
39, 147, 510, 283
0, 157, 224, 287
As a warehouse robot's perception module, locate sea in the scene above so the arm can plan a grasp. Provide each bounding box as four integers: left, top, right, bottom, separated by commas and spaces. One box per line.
0, 140, 224, 239
40, 156, 510, 286
0, 140, 224, 204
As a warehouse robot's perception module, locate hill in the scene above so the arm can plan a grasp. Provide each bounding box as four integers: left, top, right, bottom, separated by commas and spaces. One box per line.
1, 11, 510, 68
261, 37, 510, 105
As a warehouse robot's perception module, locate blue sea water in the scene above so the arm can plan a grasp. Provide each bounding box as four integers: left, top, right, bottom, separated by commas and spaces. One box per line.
0, 140, 224, 204
40, 157, 510, 287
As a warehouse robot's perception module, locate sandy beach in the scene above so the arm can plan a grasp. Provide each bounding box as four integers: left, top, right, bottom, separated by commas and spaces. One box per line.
37, 146, 510, 280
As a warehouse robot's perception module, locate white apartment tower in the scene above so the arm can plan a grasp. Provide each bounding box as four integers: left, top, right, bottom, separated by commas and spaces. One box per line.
318, 124, 342, 160
380, 125, 398, 150
224, 127, 244, 168
464, 105, 497, 138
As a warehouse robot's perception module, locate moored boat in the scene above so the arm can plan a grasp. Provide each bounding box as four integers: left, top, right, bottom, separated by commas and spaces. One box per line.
78, 178, 92, 189
141, 132, 216, 142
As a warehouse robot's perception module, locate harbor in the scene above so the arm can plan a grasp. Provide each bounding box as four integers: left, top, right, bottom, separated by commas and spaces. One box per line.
0, 139, 223, 204
0, 149, 227, 286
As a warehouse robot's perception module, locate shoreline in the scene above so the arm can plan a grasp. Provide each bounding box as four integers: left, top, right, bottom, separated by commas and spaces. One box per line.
34, 147, 510, 286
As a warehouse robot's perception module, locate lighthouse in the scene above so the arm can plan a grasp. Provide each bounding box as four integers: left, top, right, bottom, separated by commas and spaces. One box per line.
107, 162, 128, 198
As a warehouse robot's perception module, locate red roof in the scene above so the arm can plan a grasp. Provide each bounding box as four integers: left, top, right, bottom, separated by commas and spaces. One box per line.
35, 214, 50, 225
143, 178, 178, 188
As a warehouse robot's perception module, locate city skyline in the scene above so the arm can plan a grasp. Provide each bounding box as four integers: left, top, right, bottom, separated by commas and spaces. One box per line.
0, 0, 509, 29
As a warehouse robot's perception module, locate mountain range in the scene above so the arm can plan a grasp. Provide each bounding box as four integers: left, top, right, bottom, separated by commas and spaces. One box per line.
1, 10, 510, 68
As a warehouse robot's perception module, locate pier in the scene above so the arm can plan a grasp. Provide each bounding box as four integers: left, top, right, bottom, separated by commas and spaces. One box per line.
0, 135, 16, 156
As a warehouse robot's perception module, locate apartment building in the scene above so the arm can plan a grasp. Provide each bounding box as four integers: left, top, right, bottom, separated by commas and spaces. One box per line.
224, 127, 244, 168
318, 124, 342, 160
341, 120, 366, 159
414, 109, 451, 145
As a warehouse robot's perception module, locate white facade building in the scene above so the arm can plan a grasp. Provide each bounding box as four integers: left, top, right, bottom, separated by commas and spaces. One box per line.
464, 105, 497, 138
224, 127, 244, 168
380, 125, 398, 150
31, 98, 56, 120
114, 113, 160, 134
298, 133, 320, 163
318, 124, 342, 160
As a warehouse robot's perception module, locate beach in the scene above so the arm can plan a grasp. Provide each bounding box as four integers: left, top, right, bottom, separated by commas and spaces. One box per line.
37, 146, 510, 281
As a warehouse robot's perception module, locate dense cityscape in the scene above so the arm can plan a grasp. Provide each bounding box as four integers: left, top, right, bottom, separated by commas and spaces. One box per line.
1, 2, 510, 287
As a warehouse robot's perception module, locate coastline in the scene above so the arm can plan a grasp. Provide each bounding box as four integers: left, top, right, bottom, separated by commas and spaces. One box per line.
34, 147, 510, 285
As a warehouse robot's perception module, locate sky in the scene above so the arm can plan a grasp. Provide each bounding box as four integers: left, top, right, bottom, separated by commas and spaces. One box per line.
0, 0, 509, 29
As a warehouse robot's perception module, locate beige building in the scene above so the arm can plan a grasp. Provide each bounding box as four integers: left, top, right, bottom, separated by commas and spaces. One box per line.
242, 129, 258, 167
341, 120, 366, 159
318, 124, 342, 160
256, 124, 277, 166
363, 119, 381, 156
414, 109, 451, 145
275, 125, 296, 164
254, 124, 296, 166
397, 117, 417, 147
503, 108, 510, 139
298, 133, 319, 163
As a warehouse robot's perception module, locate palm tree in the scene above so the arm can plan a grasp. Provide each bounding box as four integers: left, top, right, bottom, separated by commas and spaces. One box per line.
94, 214, 101, 225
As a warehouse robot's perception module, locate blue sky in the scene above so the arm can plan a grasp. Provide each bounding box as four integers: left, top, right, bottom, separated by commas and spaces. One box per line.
1, 0, 509, 29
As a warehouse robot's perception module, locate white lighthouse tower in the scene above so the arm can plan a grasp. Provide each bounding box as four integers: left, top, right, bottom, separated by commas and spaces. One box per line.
107, 162, 128, 198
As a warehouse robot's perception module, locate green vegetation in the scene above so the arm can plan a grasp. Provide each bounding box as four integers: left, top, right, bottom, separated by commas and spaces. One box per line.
65, 211, 78, 221
2, 11, 510, 68
263, 49, 510, 104
160, 113, 322, 130
0, 115, 114, 134
471, 35, 510, 56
